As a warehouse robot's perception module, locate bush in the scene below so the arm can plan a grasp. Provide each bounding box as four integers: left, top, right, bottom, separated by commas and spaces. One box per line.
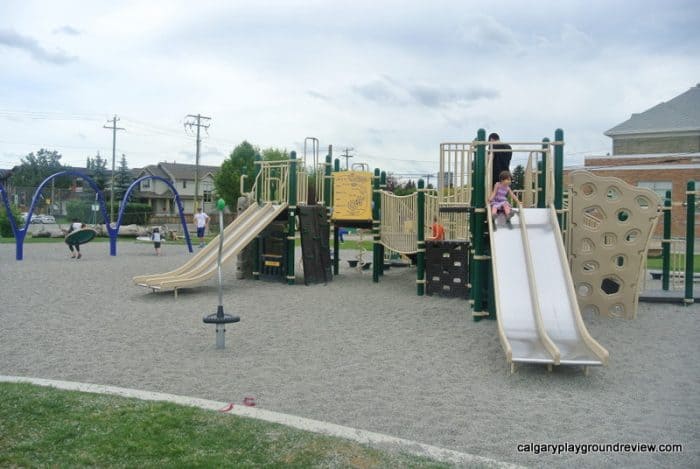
120, 203, 153, 225
65, 200, 153, 226
66, 200, 93, 223
0, 204, 22, 237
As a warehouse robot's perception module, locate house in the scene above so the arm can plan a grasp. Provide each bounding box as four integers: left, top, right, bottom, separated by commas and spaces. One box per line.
132, 162, 220, 215
604, 84, 700, 155
577, 84, 700, 238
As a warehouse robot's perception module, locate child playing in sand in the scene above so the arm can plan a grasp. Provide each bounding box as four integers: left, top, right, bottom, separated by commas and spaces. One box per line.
488, 170, 519, 230
151, 227, 162, 256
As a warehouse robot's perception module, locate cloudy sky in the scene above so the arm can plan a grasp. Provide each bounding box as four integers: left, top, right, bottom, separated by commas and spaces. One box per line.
1, 0, 698, 179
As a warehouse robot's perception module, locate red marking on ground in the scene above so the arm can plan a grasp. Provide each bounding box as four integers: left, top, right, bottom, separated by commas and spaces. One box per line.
219, 403, 234, 412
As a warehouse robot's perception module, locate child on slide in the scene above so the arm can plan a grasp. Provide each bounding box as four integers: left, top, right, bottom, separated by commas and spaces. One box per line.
488, 170, 519, 230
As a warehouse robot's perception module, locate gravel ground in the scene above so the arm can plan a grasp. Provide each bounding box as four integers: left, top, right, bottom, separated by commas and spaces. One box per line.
0, 241, 698, 468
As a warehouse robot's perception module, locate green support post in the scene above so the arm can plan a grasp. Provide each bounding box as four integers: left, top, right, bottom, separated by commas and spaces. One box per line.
287, 151, 297, 285
333, 158, 340, 275
662, 190, 672, 291
539, 138, 549, 208
255, 153, 262, 205
470, 129, 489, 319
684, 181, 695, 304
372, 168, 381, 283
323, 151, 334, 273
417, 179, 425, 296
379, 171, 386, 276
253, 153, 262, 280
554, 129, 564, 227
324, 152, 332, 209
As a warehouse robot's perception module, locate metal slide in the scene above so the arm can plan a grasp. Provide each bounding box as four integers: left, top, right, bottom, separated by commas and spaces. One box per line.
133, 202, 288, 293
489, 206, 560, 366
489, 206, 608, 369
523, 207, 608, 366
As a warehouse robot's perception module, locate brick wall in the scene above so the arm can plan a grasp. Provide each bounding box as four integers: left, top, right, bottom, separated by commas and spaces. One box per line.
612, 135, 700, 155
586, 155, 696, 167
564, 168, 698, 238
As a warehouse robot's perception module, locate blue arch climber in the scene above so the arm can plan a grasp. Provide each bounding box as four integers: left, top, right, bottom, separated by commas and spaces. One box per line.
118, 175, 192, 256
0, 171, 192, 260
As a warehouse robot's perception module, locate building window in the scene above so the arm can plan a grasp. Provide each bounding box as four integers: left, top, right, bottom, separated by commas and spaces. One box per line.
183, 180, 187, 189
203, 190, 212, 203
141, 179, 151, 190
637, 181, 672, 200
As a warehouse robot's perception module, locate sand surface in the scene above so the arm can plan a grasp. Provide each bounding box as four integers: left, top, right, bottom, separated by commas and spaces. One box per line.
0, 241, 698, 468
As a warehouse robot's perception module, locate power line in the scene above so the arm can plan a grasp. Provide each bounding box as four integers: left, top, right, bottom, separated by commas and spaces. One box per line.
103, 115, 125, 221
184, 114, 211, 211
340, 147, 354, 170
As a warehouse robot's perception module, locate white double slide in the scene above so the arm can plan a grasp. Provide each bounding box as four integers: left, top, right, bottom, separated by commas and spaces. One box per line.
134, 202, 288, 293
489, 205, 609, 369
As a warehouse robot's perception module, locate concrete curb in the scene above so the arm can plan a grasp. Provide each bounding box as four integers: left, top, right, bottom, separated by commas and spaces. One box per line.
0, 375, 522, 468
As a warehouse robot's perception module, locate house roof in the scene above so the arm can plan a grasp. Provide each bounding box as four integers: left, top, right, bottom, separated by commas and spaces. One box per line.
605, 84, 700, 136
136, 164, 170, 179
158, 162, 219, 180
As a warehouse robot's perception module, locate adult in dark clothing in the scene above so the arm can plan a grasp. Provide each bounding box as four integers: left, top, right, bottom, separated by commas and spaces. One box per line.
489, 132, 512, 188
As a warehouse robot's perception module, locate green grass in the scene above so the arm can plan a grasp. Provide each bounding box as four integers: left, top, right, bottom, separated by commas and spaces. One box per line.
293, 238, 373, 251
0, 383, 449, 468
646, 254, 700, 272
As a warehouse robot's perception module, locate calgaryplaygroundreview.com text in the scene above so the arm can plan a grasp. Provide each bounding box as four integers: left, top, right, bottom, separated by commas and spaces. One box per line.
517, 442, 683, 456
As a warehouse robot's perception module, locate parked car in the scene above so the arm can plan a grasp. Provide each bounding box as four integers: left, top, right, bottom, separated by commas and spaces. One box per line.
20, 213, 55, 224
21, 212, 40, 224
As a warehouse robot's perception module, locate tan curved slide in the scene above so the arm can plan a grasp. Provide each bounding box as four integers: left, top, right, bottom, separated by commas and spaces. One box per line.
490, 205, 609, 372
133, 202, 288, 295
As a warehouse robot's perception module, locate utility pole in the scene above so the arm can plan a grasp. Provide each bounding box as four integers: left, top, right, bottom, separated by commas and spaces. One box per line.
341, 147, 354, 170
103, 115, 125, 223
184, 114, 211, 211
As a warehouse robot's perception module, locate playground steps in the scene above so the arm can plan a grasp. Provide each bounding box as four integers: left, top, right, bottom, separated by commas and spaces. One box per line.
425, 241, 469, 299
258, 221, 287, 282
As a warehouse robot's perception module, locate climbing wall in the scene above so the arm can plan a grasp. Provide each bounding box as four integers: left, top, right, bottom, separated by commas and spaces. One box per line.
299, 205, 333, 285
568, 171, 660, 319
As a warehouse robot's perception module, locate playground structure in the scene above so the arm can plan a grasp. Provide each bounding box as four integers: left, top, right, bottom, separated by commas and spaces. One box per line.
2, 129, 693, 373
639, 181, 697, 304
0, 171, 193, 259
128, 128, 697, 372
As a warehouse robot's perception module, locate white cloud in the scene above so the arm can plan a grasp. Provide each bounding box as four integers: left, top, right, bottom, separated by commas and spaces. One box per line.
0, 29, 77, 64
0, 0, 698, 175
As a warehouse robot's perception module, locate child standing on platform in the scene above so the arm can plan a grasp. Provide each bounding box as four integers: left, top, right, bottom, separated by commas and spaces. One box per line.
489, 170, 519, 230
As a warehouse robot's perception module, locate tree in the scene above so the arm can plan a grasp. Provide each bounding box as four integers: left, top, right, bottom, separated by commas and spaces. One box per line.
512, 164, 525, 191
214, 141, 258, 208
86, 152, 108, 190
0, 203, 22, 237
214, 142, 296, 207
114, 154, 132, 201
10, 149, 71, 188
394, 179, 417, 196
385, 173, 399, 192
261, 147, 288, 161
